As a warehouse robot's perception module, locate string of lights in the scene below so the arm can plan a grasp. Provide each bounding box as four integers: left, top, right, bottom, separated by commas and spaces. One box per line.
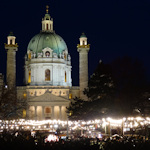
0, 117, 150, 132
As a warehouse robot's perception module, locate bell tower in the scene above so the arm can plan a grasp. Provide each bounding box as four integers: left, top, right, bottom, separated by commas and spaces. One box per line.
4, 32, 18, 89
77, 33, 90, 100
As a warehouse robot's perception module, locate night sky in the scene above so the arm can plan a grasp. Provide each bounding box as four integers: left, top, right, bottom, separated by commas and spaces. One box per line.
0, 0, 150, 86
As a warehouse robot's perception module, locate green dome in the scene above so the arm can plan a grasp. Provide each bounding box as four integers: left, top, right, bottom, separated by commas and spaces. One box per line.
80, 32, 87, 38
27, 32, 68, 55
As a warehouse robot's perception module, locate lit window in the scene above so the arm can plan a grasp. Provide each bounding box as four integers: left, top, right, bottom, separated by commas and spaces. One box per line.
64, 53, 66, 60
28, 52, 31, 60
28, 70, 31, 83
23, 93, 27, 98
45, 69, 50, 81
22, 109, 26, 118
69, 93, 72, 99
65, 71, 67, 82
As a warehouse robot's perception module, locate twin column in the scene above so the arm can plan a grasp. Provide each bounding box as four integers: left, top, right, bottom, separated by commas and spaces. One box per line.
77, 33, 90, 100
5, 34, 18, 90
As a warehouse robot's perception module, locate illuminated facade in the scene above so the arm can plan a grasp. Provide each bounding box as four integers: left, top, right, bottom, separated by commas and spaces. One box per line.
3, 6, 90, 120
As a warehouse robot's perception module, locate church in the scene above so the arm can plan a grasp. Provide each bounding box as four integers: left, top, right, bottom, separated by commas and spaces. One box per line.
2, 6, 90, 120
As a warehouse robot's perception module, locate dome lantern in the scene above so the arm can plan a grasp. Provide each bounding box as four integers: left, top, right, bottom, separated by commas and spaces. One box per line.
42, 5, 53, 32
79, 33, 88, 46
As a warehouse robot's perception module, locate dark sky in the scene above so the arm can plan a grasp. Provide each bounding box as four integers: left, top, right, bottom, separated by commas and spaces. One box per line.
0, 0, 150, 86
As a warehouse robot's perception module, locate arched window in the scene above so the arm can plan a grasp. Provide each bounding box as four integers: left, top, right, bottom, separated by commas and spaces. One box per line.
65, 71, 67, 82
10, 39, 13, 45
46, 24, 49, 30
45, 69, 50, 81
82, 40, 85, 45
28, 70, 31, 83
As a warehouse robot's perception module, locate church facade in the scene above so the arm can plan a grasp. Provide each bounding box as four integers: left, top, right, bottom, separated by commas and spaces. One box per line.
3, 7, 90, 120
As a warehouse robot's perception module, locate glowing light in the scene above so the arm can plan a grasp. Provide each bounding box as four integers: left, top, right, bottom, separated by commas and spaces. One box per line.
54, 124, 58, 128
107, 117, 122, 125
45, 134, 59, 142
134, 122, 138, 127
123, 118, 126, 121
136, 117, 143, 121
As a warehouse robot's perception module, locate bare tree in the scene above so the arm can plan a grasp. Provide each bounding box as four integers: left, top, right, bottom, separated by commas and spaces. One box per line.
0, 87, 27, 120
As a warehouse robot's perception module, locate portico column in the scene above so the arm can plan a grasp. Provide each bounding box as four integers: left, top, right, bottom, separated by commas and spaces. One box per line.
52, 106, 54, 119
42, 106, 45, 119
35, 106, 37, 120
59, 106, 62, 120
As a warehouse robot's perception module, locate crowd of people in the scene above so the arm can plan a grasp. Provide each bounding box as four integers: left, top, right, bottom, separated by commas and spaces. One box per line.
0, 130, 150, 150
98, 136, 150, 150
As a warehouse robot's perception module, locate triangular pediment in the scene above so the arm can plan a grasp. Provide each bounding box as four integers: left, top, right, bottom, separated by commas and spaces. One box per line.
29, 91, 69, 103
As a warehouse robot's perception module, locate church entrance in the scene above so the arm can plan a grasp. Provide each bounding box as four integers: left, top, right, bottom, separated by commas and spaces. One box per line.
45, 107, 52, 119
